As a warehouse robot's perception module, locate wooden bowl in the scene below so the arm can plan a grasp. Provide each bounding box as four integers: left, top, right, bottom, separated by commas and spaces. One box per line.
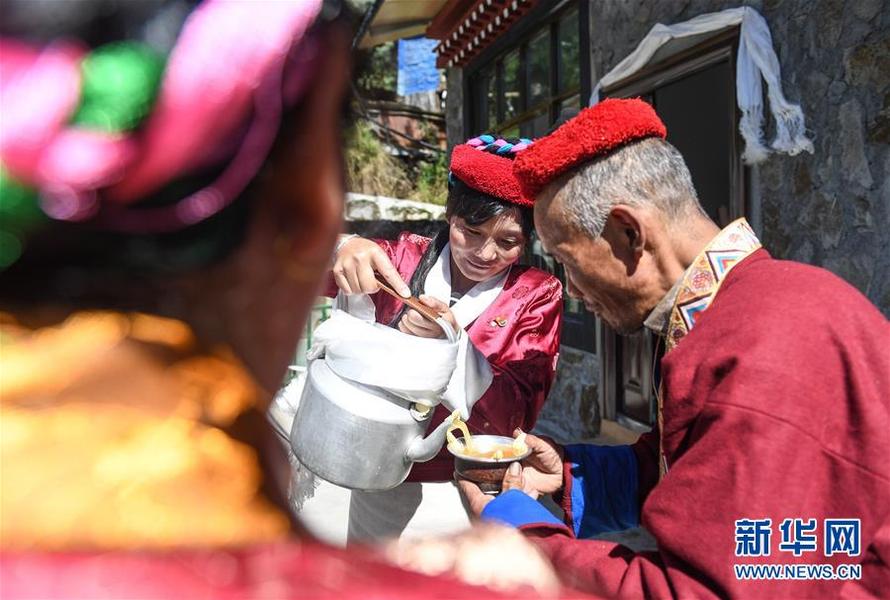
448, 435, 532, 494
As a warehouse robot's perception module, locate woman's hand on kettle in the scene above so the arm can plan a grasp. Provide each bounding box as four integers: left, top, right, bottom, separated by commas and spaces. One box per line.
398, 295, 459, 338
333, 237, 410, 297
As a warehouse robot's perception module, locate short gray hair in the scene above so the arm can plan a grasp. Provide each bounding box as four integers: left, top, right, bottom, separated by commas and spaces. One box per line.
542, 137, 707, 238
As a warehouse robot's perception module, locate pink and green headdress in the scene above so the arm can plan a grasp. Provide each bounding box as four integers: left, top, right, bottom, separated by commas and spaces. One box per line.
0, 0, 325, 268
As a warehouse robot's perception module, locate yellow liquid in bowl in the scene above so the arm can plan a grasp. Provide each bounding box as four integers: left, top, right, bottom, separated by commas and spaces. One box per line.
446, 411, 528, 459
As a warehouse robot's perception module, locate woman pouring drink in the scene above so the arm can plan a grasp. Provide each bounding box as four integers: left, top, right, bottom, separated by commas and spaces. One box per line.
328, 136, 563, 542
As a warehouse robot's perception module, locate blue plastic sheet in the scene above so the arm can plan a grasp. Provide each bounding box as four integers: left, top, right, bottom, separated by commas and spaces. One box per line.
397, 37, 439, 96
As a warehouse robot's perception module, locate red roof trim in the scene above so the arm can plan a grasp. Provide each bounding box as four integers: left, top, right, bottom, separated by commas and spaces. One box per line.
427, 0, 477, 39
427, 0, 539, 69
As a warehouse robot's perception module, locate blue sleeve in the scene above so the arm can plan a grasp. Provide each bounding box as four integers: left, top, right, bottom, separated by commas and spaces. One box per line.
480, 489, 567, 530
564, 444, 639, 538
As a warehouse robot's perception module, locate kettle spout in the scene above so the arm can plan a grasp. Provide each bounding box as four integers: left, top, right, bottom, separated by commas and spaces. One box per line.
405, 417, 452, 463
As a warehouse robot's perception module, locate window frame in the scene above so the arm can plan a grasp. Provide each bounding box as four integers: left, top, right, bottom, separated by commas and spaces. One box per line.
462, 0, 598, 354
464, 0, 585, 137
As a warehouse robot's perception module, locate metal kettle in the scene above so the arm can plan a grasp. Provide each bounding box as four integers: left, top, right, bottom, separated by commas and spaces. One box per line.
289, 300, 486, 491
290, 359, 455, 490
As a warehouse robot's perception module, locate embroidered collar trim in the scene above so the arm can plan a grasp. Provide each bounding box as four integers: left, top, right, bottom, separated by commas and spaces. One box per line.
665, 218, 761, 352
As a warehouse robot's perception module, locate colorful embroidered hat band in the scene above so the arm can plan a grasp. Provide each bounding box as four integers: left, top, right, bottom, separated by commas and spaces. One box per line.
449, 134, 535, 207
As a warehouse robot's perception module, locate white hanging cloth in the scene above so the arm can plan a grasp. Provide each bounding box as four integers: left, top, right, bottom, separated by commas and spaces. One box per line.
422, 242, 505, 419
589, 6, 813, 164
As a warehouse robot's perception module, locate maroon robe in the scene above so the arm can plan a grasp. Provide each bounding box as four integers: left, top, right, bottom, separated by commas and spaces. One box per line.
526, 250, 890, 598
0, 543, 563, 599
325, 232, 563, 481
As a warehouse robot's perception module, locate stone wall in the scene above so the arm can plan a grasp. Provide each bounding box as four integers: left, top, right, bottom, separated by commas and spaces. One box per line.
345, 193, 446, 221
534, 346, 602, 442
587, 0, 889, 315
344, 193, 446, 240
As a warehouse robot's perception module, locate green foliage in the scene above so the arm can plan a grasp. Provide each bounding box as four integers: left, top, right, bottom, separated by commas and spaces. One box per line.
345, 120, 413, 198
413, 153, 448, 206
344, 121, 448, 206
355, 42, 396, 95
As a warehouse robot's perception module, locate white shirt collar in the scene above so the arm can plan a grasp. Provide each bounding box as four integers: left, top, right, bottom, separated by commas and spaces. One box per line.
423, 243, 510, 329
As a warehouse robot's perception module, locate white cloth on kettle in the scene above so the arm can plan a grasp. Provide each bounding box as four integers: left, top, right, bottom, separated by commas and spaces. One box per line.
279, 253, 505, 533
315, 266, 495, 419
422, 242, 505, 419
309, 307, 460, 407
346, 250, 510, 542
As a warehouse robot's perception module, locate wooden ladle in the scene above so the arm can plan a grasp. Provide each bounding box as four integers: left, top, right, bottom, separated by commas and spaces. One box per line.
374, 273, 442, 324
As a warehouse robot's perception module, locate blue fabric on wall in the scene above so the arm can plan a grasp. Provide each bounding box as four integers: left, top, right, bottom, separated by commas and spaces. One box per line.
565, 444, 640, 538
480, 489, 564, 529
397, 37, 439, 96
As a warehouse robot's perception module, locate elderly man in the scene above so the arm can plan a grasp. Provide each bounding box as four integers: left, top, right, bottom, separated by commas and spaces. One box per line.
458, 99, 890, 598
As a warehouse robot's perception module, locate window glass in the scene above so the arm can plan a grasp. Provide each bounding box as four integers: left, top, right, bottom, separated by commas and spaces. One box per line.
485, 67, 497, 130
558, 10, 579, 92
516, 107, 551, 138
470, 72, 487, 132
503, 50, 520, 121
527, 29, 550, 108
470, 7, 581, 136
501, 124, 520, 138
529, 106, 551, 137
559, 93, 581, 115
519, 118, 533, 139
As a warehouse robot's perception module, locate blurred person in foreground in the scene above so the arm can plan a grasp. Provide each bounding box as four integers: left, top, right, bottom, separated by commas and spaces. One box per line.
458, 99, 890, 598
0, 1, 563, 597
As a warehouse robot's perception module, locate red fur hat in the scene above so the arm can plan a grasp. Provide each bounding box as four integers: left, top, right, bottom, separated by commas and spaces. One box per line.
513, 98, 667, 199
450, 142, 533, 207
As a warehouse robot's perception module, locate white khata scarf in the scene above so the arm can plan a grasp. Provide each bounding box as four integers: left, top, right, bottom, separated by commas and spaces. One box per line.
590, 6, 814, 164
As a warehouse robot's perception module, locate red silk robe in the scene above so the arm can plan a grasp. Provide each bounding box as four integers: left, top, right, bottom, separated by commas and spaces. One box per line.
325, 232, 563, 481
525, 250, 890, 598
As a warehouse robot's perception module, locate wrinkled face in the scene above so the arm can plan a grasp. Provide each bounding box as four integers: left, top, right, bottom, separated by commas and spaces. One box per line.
534, 193, 652, 335
448, 210, 526, 282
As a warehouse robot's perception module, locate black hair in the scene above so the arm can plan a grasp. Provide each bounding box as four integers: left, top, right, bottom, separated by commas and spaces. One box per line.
388, 135, 533, 327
